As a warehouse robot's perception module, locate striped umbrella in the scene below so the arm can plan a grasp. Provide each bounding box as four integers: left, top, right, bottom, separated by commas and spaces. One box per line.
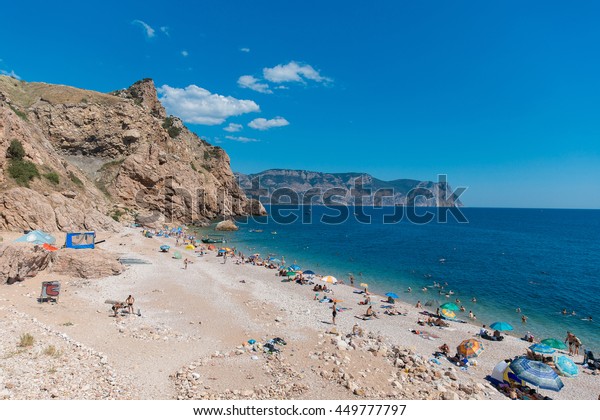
490, 322, 513, 331
541, 338, 568, 350
457, 339, 484, 359
322, 276, 338, 284
509, 357, 564, 391
441, 309, 456, 319
529, 343, 556, 355
554, 355, 579, 377
440, 302, 459, 311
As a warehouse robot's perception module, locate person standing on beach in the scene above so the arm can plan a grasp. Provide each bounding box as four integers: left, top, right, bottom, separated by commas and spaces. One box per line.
332, 302, 337, 325
573, 335, 581, 355
183, 258, 189, 270
223, 253, 227, 264
565, 331, 575, 355
125, 295, 135, 314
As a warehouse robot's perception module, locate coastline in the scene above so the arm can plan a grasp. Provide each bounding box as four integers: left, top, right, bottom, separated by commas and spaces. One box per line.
0, 227, 598, 400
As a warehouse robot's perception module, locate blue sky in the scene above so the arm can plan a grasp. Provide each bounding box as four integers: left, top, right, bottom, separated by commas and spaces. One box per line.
1, 0, 599, 208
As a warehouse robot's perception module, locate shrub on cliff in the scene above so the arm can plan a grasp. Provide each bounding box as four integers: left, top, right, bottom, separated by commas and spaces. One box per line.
8, 159, 40, 186
6, 139, 26, 159
6, 139, 40, 187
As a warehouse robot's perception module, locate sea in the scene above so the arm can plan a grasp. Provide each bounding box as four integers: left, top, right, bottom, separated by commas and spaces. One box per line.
198, 206, 600, 350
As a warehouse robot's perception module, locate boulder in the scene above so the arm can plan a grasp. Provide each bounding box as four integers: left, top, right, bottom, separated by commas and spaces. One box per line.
0, 243, 54, 284
215, 220, 238, 231
50, 248, 125, 278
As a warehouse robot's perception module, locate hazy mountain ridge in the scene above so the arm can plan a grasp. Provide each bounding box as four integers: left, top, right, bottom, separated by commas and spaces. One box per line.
236, 169, 463, 207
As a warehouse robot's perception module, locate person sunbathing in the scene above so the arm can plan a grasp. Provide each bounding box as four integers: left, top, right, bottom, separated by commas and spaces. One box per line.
434, 318, 449, 327
365, 306, 378, 318
438, 343, 450, 356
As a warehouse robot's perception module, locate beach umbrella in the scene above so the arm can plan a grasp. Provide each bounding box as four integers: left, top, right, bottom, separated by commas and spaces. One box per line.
185, 244, 195, 250
490, 322, 513, 331
303, 270, 316, 275
554, 355, 579, 377
385, 293, 399, 299
360, 282, 369, 288
322, 276, 338, 284
286, 271, 297, 277
159, 244, 170, 252
541, 338, 568, 350
509, 357, 564, 392
288, 264, 301, 271
440, 302, 459, 311
457, 339, 484, 359
268, 257, 281, 264
529, 343, 556, 355
441, 309, 456, 319
173, 251, 182, 260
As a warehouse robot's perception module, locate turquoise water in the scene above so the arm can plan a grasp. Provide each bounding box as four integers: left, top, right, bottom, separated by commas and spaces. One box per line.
200, 207, 600, 349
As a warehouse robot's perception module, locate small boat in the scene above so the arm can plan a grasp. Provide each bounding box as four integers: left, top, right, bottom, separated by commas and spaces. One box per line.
249, 229, 264, 233
201, 235, 226, 244
271, 231, 277, 235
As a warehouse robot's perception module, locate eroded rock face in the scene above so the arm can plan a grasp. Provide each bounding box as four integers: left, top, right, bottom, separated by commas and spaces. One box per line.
0, 188, 119, 232
50, 248, 125, 279
0, 243, 53, 284
0, 76, 264, 231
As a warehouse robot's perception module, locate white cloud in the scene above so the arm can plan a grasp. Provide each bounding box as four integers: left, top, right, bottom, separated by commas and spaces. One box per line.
225, 135, 260, 143
237, 75, 272, 94
248, 116, 289, 130
160, 26, 170, 36
1, 69, 21, 80
223, 123, 243, 132
157, 84, 260, 125
240, 47, 250, 53
132, 20, 155, 38
181, 50, 189, 57
263, 61, 329, 84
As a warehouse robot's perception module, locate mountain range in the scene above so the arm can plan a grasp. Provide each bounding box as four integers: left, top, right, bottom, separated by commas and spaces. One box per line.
236, 169, 463, 207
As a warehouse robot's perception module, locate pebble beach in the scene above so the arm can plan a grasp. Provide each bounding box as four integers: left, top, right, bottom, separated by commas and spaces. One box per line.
1, 227, 598, 400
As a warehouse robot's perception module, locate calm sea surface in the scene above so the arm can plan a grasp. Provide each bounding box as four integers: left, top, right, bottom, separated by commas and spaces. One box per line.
198, 207, 600, 349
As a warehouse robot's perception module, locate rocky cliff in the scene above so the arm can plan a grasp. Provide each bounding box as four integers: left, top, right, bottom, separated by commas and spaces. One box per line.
237, 169, 463, 207
0, 75, 261, 232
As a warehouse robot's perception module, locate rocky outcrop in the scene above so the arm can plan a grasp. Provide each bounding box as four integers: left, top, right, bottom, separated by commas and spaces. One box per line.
215, 220, 238, 231
237, 169, 464, 207
0, 243, 53, 284
50, 248, 124, 279
0, 75, 263, 232
0, 188, 119, 232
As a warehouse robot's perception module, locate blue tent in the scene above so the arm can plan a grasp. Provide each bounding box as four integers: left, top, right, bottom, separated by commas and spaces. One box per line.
14, 230, 56, 245
65, 232, 96, 249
